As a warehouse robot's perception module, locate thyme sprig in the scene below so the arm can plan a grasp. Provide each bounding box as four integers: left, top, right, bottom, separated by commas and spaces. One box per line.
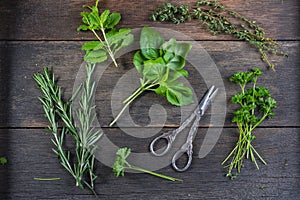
222, 68, 277, 179
33, 64, 102, 192
152, 0, 287, 70
113, 148, 182, 182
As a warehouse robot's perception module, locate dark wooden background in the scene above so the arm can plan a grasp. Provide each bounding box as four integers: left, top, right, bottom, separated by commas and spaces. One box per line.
0, 0, 299, 199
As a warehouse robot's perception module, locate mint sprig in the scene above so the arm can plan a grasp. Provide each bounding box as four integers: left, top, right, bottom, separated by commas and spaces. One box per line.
78, 0, 134, 66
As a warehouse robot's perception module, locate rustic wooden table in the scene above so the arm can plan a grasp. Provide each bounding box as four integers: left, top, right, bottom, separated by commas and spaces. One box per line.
0, 0, 299, 199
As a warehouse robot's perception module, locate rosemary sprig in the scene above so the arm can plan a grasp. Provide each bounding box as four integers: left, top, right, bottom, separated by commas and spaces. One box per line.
33, 64, 102, 192
113, 147, 182, 182
152, 0, 287, 70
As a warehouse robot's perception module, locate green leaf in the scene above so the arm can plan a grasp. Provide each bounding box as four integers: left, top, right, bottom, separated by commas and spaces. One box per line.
77, 24, 89, 31
157, 81, 194, 106
166, 55, 186, 71
167, 69, 187, 82
107, 28, 132, 45
84, 49, 108, 64
82, 41, 104, 51
0, 157, 7, 165
113, 148, 131, 177
133, 51, 145, 74
88, 12, 101, 29
162, 38, 192, 59
140, 27, 165, 60
100, 10, 110, 25
143, 57, 165, 81
104, 13, 121, 29
115, 33, 134, 52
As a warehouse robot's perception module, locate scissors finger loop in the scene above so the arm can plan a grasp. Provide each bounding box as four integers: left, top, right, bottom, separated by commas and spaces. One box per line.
150, 134, 172, 156
171, 144, 193, 172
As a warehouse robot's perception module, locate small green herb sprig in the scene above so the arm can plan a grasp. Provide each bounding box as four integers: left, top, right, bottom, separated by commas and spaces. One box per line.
109, 27, 193, 126
113, 147, 182, 182
152, 1, 287, 70
33, 65, 102, 192
222, 68, 277, 179
0, 157, 7, 165
78, 0, 134, 66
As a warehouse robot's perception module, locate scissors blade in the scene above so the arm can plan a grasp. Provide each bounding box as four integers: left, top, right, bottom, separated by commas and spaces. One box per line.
198, 85, 218, 116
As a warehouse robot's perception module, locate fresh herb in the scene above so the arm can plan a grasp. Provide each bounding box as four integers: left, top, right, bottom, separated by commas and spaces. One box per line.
109, 27, 193, 126
33, 64, 102, 192
34, 177, 61, 181
78, 0, 134, 66
151, 1, 287, 70
0, 157, 7, 165
113, 147, 182, 182
222, 68, 277, 179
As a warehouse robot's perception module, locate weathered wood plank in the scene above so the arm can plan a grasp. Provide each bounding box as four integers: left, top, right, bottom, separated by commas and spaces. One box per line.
0, 128, 299, 199
0, 0, 299, 40
0, 41, 298, 127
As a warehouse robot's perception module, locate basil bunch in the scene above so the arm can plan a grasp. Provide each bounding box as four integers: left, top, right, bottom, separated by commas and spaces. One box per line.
110, 27, 193, 126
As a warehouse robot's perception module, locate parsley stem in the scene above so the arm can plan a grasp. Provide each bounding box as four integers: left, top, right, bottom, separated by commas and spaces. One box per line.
129, 165, 182, 182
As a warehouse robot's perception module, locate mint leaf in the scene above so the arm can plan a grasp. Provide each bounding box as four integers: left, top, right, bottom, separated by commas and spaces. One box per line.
100, 9, 110, 25
104, 13, 121, 29
82, 41, 104, 51
84, 49, 107, 63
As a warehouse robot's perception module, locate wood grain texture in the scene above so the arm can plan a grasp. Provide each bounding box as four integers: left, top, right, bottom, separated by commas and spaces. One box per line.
0, 0, 299, 199
0, 41, 298, 128
0, 0, 299, 40
0, 128, 299, 199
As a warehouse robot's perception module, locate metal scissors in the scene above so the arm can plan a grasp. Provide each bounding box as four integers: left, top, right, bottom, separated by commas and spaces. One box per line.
150, 85, 218, 172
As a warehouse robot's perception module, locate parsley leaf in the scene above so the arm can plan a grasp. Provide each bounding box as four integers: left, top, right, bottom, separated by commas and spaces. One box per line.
222, 68, 277, 178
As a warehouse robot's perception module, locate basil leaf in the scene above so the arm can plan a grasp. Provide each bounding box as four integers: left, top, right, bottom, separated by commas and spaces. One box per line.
140, 27, 165, 60
166, 55, 185, 71
133, 51, 145, 74
167, 69, 188, 82
143, 57, 165, 81
163, 81, 194, 106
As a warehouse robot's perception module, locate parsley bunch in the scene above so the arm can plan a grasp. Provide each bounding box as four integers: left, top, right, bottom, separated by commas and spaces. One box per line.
78, 0, 134, 66
113, 147, 182, 182
109, 27, 193, 126
152, 0, 286, 70
222, 68, 277, 179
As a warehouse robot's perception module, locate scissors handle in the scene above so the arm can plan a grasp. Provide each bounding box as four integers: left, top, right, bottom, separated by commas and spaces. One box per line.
172, 142, 193, 172
150, 130, 176, 156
